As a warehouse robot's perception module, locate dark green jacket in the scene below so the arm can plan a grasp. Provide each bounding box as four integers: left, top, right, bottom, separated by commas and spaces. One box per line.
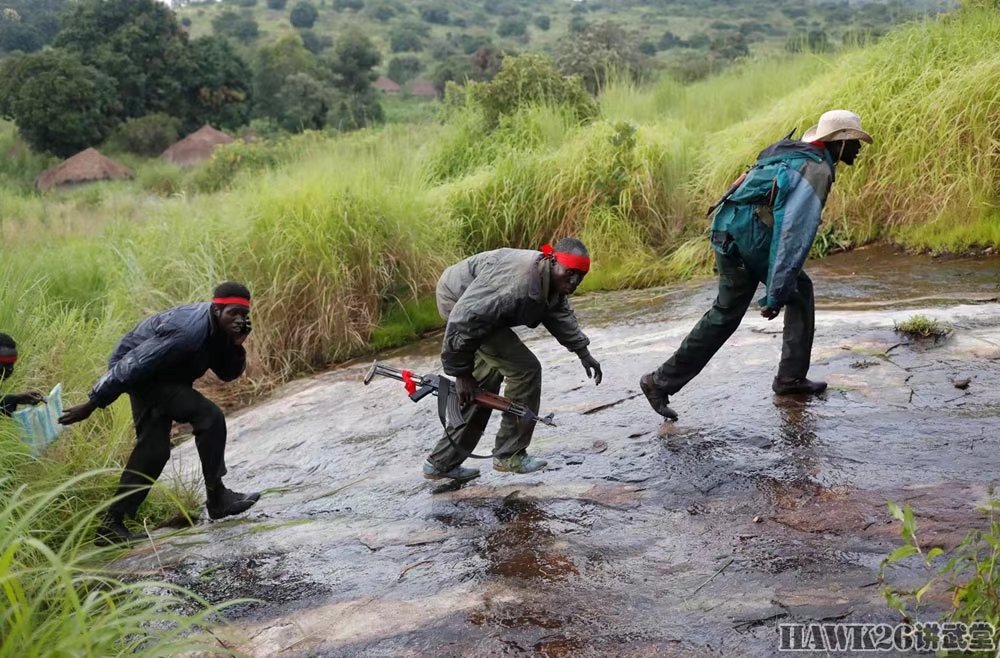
437, 248, 590, 376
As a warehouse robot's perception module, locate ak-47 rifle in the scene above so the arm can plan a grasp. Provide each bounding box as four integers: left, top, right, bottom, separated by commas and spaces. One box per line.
364, 360, 556, 432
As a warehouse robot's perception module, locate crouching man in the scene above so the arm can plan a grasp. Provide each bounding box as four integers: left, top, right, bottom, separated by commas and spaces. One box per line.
60, 282, 261, 545
0, 333, 46, 416
424, 238, 603, 482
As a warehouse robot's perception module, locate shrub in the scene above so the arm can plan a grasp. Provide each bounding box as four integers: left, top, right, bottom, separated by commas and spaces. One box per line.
109, 113, 183, 157
419, 3, 449, 24
290, 1, 319, 28
534, 14, 550, 31
893, 314, 953, 339
334, 0, 364, 9
268, 0, 288, 8
497, 17, 527, 38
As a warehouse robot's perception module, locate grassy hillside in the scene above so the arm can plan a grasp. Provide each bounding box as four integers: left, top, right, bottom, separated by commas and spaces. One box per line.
177, 0, 951, 82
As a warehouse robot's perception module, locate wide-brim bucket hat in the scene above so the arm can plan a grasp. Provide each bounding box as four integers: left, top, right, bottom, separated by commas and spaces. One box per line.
802, 109, 873, 143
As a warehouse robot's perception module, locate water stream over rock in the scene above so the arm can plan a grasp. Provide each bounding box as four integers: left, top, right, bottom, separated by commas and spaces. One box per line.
117, 246, 1000, 657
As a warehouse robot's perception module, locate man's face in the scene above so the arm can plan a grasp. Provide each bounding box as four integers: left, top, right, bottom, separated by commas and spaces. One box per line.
214, 304, 250, 343
833, 139, 862, 166
0, 348, 16, 380
552, 261, 586, 296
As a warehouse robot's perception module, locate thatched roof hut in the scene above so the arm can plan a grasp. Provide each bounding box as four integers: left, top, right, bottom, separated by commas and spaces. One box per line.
34, 148, 132, 192
407, 79, 438, 98
374, 76, 401, 93
161, 124, 234, 167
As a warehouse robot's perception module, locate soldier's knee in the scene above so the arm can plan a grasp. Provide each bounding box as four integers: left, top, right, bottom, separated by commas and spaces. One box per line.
193, 402, 226, 435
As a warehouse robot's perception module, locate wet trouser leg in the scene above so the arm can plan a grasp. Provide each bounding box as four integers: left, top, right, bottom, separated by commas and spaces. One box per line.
109, 384, 228, 520
776, 270, 815, 380
427, 329, 542, 471
651, 252, 758, 395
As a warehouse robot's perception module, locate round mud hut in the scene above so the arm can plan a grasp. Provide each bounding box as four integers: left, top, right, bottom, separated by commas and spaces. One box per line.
34, 148, 132, 193
161, 124, 234, 167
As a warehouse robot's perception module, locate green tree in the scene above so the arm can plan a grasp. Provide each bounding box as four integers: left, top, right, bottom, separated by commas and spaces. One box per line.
555, 21, 647, 94
54, 0, 192, 120
469, 44, 504, 81
0, 50, 120, 156
497, 17, 527, 38
366, 0, 397, 21
185, 36, 254, 130
254, 35, 319, 118
290, 1, 319, 28
334, 0, 365, 9
300, 30, 333, 54
276, 72, 331, 131
329, 29, 381, 93
419, 3, 450, 24
109, 113, 182, 156
212, 10, 259, 42
463, 53, 598, 128
390, 21, 429, 52
327, 88, 383, 131
267, 0, 288, 8
431, 55, 473, 95
533, 15, 550, 31
0, 0, 67, 53
387, 55, 423, 84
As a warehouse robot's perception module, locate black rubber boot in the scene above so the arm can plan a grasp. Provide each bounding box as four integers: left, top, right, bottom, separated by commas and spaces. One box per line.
94, 516, 145, 547
639, 374, 678, 420
206, 486, 260, 520
772, 377, 827, 395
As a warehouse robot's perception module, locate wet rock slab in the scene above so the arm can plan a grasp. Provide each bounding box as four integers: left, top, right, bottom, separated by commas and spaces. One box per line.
119, 247, 1000, 657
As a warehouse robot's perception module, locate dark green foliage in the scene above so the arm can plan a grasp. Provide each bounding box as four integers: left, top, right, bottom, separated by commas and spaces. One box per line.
0, 50, 119, 156
639, 40, 657, 55
483, 0, 519, 16
533, 15, 550, 31
419, 3, 450, 25
366, 0, 397, 21
327, 88, 384, 131
300, 29, 333, 54
390, 21, 428, 52
55, 0, 191, 121
463, 53, 598, 128
276, 73, 331, 131
0, 0, 67, 53
212, 9, 259, 42
470, 45, 504, 81
290, 1, 319, 28
432, 55, 474, 95
388, 55, 423, 84
254, 35, 319, 118
497, 17, 527, 38
334, 0, 365, 10
329, 29, 381, 93
228, 0, 258, 7
569, 15, 588, 33
267, 0, 288, 8
710, 32, 749, 60
658, 30, 682, 49
0, 21, 42, 53
556, 21, 647, 94
181, 16, 192, 27
109, 113, 182, 156
184, 36, 253, 131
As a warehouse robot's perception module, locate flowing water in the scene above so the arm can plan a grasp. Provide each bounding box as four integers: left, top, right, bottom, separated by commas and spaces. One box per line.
118, 246, 1000, 657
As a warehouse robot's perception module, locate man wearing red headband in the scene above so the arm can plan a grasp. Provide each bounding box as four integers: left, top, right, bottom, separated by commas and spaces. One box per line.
59, 282, 260, 546
0, 333, 46, 416
424, 237, 603, 481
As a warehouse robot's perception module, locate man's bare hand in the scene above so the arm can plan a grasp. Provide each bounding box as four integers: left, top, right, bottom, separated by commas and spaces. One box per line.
455, 374, 477, 406
59, 400, 97, 426
760, 306, 780, 320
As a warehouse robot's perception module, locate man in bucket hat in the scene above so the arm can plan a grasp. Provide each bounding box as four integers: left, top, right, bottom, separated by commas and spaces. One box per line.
640, 110, 872, 420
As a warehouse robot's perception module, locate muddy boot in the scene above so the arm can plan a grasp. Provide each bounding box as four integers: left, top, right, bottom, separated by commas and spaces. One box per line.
423, 460, 480, 482
94, 515, 145, 547
493, 452, 547, 474
206, 485, 260, 520
639, 374, 678, 420
772, 377, 827, 395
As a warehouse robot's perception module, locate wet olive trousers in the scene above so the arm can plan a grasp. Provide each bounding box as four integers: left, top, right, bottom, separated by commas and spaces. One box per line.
109, 384, 228, 520
651, 251, 815, 395
427, 328, 542, 471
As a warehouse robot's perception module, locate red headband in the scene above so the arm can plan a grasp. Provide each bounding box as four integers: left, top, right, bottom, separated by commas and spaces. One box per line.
540, 244, 590, 273
0, 355, 17, 364
212, 296, 251, 308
